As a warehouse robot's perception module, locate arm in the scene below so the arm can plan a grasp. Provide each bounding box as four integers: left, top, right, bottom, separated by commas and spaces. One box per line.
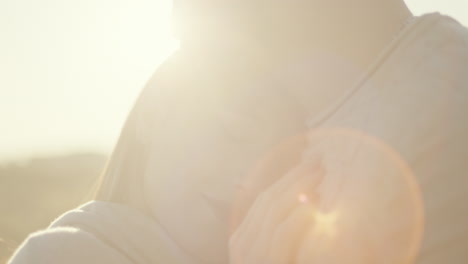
8, 227, 130, 264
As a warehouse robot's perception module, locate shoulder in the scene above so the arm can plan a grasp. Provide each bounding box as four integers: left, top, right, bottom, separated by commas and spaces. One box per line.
427, 14, 468, 90
8, 227, 130, 264
405, 14, 468, 134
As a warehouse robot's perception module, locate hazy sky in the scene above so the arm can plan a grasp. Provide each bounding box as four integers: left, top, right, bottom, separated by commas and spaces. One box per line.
0, 0, 467, 162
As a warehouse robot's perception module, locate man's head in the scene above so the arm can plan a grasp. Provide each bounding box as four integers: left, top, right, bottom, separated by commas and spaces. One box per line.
171, 0, 409, 42
172, 0, 412, 69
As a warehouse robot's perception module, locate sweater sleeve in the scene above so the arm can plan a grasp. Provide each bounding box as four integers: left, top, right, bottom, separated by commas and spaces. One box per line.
8, 227, 133, 264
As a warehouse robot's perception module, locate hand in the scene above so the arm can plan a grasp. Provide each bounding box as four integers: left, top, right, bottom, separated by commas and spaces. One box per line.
229, 158, 324, 264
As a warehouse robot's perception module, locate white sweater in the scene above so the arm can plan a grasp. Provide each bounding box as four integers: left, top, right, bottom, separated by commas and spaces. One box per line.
8, 201, 196, 264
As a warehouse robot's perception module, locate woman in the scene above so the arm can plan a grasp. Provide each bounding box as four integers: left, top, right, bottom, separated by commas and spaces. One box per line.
9, 1, 313, 263
9, 0, 468, 263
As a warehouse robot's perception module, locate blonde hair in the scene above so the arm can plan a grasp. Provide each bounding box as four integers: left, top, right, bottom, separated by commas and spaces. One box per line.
95, 74, 161, 213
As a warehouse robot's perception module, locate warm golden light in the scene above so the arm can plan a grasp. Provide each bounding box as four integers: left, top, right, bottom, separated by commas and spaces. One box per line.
297, 193, 309, 204
313, 211, 339, 237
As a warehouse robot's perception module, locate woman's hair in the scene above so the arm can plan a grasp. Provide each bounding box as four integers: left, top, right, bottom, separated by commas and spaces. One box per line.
94, 0, 288, 218
95, 1, 254, 209
94, 75, 160, 212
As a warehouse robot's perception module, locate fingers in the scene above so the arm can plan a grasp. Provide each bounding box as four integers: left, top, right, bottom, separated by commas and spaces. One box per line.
265, 161, 324, 227
229, 191, 272, 263
249, 161, 323, 250
266, 156, 323, 197
296, 222, 322, 264
268, 203, 316, 264
230, 157, 325, 264
236, 159, 323, 240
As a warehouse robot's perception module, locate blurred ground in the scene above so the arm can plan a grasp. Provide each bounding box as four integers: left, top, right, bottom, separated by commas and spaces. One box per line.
0, 153, 107, 263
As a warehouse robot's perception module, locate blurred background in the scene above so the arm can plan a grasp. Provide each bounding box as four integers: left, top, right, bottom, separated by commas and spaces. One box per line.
0, 0, 467, 262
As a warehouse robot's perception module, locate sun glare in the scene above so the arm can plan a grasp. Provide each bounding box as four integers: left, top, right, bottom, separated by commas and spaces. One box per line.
313, 211, 339, 237
298, 193, 309, 204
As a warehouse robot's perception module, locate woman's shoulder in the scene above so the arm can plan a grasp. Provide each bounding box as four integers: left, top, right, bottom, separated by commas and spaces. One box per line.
8, 201, 194, 264
8, 226, 130, 264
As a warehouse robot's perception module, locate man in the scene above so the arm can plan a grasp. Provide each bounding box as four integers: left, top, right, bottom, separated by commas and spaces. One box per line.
225, 0, 468, 263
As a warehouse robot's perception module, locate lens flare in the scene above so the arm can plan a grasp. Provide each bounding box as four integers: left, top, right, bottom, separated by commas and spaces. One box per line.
230, 127, 424, 264
313, 210, 339, 237
298, 193, 309, 204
